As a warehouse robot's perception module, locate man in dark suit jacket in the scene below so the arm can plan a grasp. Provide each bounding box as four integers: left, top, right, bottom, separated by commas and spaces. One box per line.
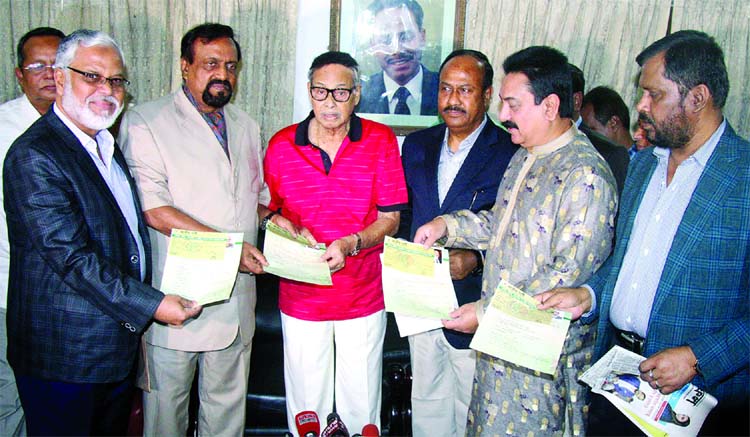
570, 64, 630, 195
358, 65, 438, 115
398, 50, 516, 437
3, 29, 200, 436
539, 31, 749, 436
357, 0, 438, 115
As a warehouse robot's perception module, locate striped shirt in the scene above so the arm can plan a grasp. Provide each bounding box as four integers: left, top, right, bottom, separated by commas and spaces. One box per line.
265, 112, 408, 320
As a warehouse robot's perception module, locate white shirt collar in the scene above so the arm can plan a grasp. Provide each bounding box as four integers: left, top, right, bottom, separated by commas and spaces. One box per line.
382, 65, 423, 103
53, 103, 115, 168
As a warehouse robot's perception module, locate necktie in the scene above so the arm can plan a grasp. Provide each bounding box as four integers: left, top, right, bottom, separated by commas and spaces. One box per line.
393, 86, 411, 115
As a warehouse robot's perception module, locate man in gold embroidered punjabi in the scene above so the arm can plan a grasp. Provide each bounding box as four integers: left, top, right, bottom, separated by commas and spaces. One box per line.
414, 46, 618, 436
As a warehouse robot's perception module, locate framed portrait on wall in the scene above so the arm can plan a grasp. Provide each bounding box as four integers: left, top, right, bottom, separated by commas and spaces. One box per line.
330, 0, 466, 135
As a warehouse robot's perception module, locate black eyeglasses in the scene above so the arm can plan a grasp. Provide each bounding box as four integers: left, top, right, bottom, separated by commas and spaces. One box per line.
310, 86, 355, 102
67, 66, 130, 90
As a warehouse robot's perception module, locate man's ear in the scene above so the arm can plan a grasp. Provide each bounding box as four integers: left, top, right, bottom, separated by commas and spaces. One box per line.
352, 84, 362, 106
54, 68, 65, 96
609, 115, 622, 130
573, 91, 583, 113
14, 68, 23, 86
543, 94, 561, 121
686, 84, 710, 113
180, 58, 189, 80
483, 86, 493, 111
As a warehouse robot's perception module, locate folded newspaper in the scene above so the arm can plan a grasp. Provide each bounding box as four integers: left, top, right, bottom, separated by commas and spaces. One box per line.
580, 346, 717, 437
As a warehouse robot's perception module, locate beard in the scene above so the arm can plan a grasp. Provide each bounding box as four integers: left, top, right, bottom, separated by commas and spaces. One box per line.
62, 78, 123, 131
202, 79, 233, 108
638, 105, 692, 150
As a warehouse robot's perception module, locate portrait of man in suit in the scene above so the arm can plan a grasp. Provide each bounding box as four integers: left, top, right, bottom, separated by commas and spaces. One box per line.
357, 0, 439, 115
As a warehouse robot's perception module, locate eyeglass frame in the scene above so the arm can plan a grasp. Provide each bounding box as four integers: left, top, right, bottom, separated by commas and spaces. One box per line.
309, 86, 357, 103
22, 63, 55, 74
66, 66, 130, 89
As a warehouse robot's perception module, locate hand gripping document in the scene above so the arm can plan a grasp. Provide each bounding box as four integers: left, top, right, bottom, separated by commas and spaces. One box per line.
469, 279, 571, 375
158, 229, 243, 305
262, 221, 332, 286
380, 236, 458, 336
579, 345, 717, 437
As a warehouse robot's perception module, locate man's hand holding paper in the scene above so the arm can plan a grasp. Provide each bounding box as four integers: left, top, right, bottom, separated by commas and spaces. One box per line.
159, 229, 245, 306
470, 280, 572, 375
262, 221, 332, 285
381, 237, 458, 320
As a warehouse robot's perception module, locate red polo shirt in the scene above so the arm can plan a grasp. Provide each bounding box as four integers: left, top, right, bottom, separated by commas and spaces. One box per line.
264, 113, 408, 321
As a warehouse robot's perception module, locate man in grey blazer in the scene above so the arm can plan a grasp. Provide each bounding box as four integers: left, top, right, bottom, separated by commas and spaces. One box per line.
119, 23, 277, 436
4, 29, 200, 436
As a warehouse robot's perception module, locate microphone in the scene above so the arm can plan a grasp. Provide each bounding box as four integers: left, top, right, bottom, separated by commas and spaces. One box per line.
320, 412, 349, 437
361, 424, 379, 437
351, 424, 379, 437
295, 410, 321, 437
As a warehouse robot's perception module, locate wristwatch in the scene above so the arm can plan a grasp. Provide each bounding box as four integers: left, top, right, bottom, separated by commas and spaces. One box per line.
261, 210, 278, 230
349, 233, 362, 256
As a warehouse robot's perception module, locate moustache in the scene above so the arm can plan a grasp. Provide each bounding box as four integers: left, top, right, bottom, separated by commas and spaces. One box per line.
87, 95, 121, 113
501, 120, 518, 130
638, 112, 654, 125
442, 105, 466, 114
207, 79, 232, 93
385, 51, 416, 64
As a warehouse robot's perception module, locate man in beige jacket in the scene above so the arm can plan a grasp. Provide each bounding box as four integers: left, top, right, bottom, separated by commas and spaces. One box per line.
119, 23, 275, 436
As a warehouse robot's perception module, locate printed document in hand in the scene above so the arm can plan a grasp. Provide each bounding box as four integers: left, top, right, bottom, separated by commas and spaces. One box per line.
262, 221, 332, 286
381, 237, 458, 336
469, 279, 571, 374
580, 345, 716, 437
159, 229, 243, 305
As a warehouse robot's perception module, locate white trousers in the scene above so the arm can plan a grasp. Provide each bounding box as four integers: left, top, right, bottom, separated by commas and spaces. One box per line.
408, 329, 476, 437
281, 310, 385, 437
143, 332, 251, 437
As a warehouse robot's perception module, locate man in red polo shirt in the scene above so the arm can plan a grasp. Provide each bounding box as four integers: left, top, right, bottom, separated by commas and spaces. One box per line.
263, 51, 407, 434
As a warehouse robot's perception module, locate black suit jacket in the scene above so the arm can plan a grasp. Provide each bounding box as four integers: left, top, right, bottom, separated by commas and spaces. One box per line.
357, 65, 439, 115
398, 120, 517, 348
579, 123, 630, 196
3, 108, 163, 383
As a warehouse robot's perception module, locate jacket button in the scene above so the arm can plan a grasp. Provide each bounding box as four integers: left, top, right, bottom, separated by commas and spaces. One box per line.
130, 255, 139, 264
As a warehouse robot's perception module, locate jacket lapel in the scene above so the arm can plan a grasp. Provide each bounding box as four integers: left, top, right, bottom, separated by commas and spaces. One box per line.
173, 91, 231, 163
650, 127, 740, 315
440, 121, 496, 214
421, 126, 443, 213
46, 111, 121, 210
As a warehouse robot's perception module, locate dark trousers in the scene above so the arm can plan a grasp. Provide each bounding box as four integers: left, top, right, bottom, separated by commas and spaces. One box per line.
15, 374, 134, 436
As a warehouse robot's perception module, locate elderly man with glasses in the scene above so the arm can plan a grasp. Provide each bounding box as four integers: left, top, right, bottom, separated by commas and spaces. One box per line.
4, 29, 201, 436
0, 25, 65, 437
263, 51, 407, 434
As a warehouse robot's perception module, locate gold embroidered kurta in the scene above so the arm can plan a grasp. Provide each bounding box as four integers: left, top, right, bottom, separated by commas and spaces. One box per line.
443, 126, 618, 436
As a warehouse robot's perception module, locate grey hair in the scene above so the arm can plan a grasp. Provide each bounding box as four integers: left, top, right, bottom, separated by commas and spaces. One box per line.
54, 29, 125, 69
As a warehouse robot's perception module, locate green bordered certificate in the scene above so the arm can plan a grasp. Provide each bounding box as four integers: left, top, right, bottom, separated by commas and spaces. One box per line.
470, 279, 571, 374
262, 221, 332, 286
159, 229, 243, 305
